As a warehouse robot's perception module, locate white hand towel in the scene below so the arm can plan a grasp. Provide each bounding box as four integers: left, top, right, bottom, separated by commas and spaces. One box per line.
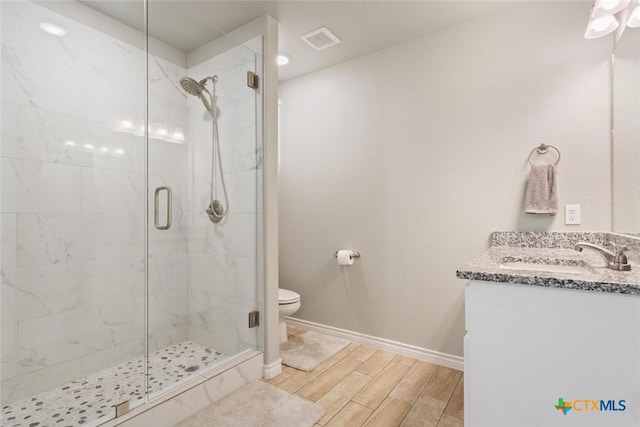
525, 164, 558, 215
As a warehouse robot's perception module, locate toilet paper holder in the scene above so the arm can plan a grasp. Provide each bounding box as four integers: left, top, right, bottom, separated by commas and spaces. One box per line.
334, 251, 361, 259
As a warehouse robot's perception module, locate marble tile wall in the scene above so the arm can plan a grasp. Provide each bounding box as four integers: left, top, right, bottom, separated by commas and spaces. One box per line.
185, 41, 263, 356
147, 53, 190, 355
1, 1, 189, 403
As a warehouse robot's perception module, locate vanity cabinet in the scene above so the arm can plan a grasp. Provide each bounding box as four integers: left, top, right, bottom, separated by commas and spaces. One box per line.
464, 280, 640, 427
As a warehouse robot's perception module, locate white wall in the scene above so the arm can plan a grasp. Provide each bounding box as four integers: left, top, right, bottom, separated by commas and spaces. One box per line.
278, 2, 612, 357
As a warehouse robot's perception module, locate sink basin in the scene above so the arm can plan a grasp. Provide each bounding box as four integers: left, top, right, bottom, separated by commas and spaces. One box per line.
499, 261, 592, 275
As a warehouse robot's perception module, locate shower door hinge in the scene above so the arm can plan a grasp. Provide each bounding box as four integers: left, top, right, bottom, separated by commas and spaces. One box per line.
115, 400, 130, 418
247, 71, 259, 90
248, 311, 260, 328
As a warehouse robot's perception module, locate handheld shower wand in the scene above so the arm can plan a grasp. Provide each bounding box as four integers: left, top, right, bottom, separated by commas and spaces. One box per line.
180, 75, 229, 224
179, 76, 216, 116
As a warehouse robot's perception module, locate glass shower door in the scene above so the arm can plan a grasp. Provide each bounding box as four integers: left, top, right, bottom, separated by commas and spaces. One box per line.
146, 2, 262, 397
1, 0, 264, 423
1, 1, 147, 425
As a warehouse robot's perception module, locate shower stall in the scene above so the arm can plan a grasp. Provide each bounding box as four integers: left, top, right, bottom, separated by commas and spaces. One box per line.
1, 1, 266, 425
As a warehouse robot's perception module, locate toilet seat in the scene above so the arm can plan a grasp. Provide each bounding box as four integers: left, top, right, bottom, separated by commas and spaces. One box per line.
279, 288, 300, 305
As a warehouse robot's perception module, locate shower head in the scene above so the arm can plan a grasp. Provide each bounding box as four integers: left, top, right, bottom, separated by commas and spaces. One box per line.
180, 77, 204, 97
180, 76, 214, 116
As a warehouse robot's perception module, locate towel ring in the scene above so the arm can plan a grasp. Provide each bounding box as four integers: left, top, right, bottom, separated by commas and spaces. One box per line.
528, 143, 560, 166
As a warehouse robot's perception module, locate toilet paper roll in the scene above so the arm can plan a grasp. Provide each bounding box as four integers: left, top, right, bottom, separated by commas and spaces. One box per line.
337, 250, 354, 266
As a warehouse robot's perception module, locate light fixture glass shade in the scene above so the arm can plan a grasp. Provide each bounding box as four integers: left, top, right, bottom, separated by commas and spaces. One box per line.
591, 0, 631, 18
585, 15, 620, 38
627, 5, 640, 27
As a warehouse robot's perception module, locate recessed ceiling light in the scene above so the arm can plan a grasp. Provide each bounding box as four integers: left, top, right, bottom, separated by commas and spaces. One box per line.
83, 143, 94, 151
39, 22, 66, 37
277, 53, 291, 66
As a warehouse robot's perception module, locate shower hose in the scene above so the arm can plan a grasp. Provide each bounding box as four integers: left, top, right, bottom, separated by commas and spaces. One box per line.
208, 93, 229, 221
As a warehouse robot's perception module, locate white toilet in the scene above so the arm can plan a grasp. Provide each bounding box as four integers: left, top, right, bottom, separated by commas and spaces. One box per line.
278, 288, 301, 344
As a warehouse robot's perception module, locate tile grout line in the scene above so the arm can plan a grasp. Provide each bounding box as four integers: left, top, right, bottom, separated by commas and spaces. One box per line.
443, 374, 464, 422
394, 362, 440, 426
297, 344, 373, 403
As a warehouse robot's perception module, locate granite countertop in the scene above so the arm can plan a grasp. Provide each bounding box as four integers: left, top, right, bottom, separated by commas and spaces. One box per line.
456, 232, 640, 295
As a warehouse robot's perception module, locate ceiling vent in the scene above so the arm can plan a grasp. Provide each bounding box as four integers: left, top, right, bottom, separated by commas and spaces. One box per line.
300, 27, 341, 51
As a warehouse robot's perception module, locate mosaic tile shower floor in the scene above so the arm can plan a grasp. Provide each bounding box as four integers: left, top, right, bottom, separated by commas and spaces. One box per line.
2, 341, 228, 427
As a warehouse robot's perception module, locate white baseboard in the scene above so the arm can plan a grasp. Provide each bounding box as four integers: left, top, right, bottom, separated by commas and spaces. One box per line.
262, 358, 282, 379
286, 317, 464, 371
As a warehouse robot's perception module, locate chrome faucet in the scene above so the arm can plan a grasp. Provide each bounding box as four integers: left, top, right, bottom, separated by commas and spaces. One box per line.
574, 242, 631, 271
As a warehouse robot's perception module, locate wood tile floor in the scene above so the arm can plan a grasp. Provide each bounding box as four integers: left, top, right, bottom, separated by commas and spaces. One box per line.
263, 326, 464, 427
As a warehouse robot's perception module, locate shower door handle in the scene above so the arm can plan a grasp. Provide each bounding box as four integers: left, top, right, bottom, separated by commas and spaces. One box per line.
154, 186, 172, 230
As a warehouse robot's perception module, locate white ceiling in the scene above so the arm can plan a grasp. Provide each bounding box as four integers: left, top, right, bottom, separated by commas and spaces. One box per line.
81, 1, 519, 81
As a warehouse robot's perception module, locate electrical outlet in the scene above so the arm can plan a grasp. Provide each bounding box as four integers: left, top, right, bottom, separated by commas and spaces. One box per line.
565, 204, 581, 225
